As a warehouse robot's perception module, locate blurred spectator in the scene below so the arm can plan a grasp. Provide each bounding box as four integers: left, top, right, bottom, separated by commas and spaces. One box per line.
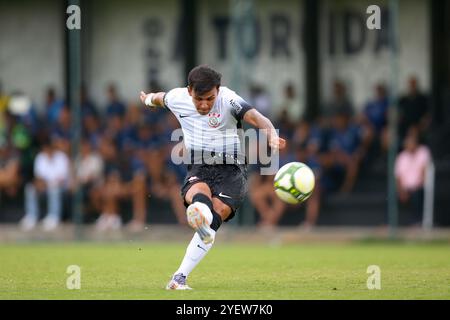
276, 83, 303, 137
103, 114, 127, 151
0, 83, 10, 134
0, 140, 21, 200
2, 109, 32, 151
96, 170, 126, 231
292, 120, 324, 229
146, 112, 187, 224
323, 110, 368, 193
105, 84, 126, 118
146, 146, 187, 225
20, 137, 70, 231
248, 84, 271, 117
276, 109, 294, 139
95, 137, 147, 232
249, 144, 295, 228
1, 109, 36, 191
44, 87, 65, 126
4, 92, 39, 144
0, 82, 9, 113
435, 79, 450, 157
80, 85, 98, 119
95, 137, 124, 231
121, 102, 141, 148
82, 113, 102, 149
51, 106, 71, 154
325, 80, 355, 118
398, 76, 431, 142
363, 83, 389, 135
395, 128, 431, 225
360, 83, 388, 158
249, 172, 285, 228
70, 138, 104, 216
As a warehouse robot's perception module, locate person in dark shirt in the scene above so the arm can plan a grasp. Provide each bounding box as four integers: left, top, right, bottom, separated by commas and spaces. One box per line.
398, 76, 430, 142
80, 85, 98, 119
326, 80, 355, 118
44, 88, 65, 126
105, 84, 126, 118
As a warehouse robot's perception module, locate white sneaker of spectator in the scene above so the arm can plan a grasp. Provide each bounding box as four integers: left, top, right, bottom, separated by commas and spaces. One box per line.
96, 214, 122, 231
108, 214, 122, 231
95, 214, 109, 232
125, 219, 145, 233
20, 216, 37, 232
42, 216, 60, 232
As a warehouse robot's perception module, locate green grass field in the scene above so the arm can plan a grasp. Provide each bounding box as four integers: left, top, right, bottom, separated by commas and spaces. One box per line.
0, 242, 449, 299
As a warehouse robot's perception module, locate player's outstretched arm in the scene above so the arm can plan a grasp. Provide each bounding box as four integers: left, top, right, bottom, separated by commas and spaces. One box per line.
243, 108, 286, 150
139, 91, 166, 108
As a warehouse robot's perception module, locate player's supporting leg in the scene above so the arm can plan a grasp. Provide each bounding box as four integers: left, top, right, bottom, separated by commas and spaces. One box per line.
166, 193, 222, 290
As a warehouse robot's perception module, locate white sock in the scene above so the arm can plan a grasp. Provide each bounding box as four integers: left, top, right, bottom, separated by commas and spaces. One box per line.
175, 231, 216, 277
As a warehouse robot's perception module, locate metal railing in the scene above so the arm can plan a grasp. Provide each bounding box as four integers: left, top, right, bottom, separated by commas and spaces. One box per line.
422, 160, 435, 230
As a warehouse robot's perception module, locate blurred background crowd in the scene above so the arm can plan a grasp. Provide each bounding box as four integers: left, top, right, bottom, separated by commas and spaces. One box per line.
1, 0, 449, 233
0, 73, 441, 232
1, 83, 188, 232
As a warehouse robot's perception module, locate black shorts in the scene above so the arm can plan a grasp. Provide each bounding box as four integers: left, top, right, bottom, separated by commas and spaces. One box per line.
181, 164, 248, 222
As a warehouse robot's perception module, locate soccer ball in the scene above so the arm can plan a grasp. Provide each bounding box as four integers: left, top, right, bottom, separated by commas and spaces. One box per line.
273, 162, 315, 204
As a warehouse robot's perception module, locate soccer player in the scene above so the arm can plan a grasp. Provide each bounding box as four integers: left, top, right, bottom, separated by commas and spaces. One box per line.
139, 65, 285, 290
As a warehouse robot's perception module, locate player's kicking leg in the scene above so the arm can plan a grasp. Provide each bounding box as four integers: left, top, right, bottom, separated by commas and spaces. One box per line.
184, 182, 224, 244
186, 199, 215, 244
166, 183, 226, 290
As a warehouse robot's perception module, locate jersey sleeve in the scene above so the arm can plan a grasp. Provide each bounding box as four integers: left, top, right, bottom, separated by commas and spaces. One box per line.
225, 89, 253, 120
162, 88, 178, 111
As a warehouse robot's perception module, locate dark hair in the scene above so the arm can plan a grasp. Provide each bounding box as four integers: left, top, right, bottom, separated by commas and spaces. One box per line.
187, 65, 221, 95
39, 134, 52, 148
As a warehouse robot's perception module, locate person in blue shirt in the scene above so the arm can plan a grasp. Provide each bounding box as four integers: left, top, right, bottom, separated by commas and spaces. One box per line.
361, 83, 389, 159
44, 88, 65, 126
325, 110, 366, 193
105, 84, 126, 118
364, 84, 388, 134
80, 86, 99, 119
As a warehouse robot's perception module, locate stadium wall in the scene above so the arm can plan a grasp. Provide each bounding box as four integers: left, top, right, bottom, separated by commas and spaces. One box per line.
0, 0, 65, 110
0, 0, 431, 114
197, 0, 306, 119
319, 0, 431, 110
87, 0, 184, 107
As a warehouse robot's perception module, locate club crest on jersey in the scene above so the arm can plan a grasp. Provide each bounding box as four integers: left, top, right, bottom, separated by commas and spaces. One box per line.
208, 112, 221, 128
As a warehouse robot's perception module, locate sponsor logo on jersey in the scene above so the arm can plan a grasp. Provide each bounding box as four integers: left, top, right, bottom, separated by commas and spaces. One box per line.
219, 192, 232, 199
230, 99, 242, 113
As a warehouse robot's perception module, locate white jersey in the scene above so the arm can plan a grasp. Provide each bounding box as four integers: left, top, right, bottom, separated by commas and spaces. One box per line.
163, 86, 253, 164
